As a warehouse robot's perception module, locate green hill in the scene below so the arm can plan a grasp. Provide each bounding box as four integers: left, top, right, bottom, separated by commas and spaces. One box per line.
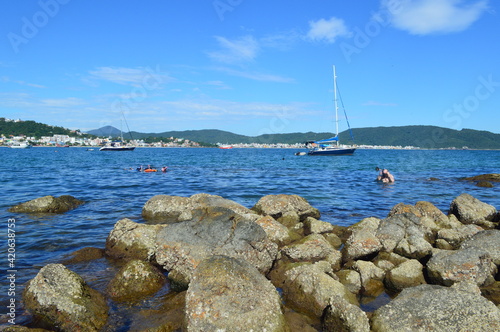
0, 118, 91, 138
122, 126, 500, 149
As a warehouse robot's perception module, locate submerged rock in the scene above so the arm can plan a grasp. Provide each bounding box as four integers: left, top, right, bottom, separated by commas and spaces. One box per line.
185, 255, 286, 332
23, 264, 108, 332
61, 247, 105, 264
8, 195, 84, 214
462, 173, 500, 182
371, 284, 500, 331
107, 260, 167, 302
155, 206, 277, 287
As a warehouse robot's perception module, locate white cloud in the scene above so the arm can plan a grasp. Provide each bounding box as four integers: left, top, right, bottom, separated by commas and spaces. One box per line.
208, 35, 260, 64
88, 66, 171, 87
1, 76, 46, 88
381, 0, 489, 35
214, 67, 295, 83
306, 17, 351, 43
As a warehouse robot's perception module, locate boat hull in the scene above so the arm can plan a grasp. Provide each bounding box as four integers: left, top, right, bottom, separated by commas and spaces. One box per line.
99, 147, 135, 151
308, 148, 356, 156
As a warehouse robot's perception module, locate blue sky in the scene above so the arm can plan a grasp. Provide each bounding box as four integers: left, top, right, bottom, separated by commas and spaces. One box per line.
1, 0, 499, 136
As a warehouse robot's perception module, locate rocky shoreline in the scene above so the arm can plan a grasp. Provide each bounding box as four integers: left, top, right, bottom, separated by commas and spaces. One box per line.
4, 188, 500, 331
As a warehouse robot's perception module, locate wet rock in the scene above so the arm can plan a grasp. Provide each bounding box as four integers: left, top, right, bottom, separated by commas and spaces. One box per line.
251, 194, 320, 222
277, 210, 301, 228
142, 193, 255, 223
185, 255, 286, 332
8, 195, 84, 214
323, 232, 343, 250
427, 248, 496, 286
281, 233, 335, 263
107, 260, 167, 302
342, 217, 382, 262
373, 252, 408, 272
335, 269, 362, 294
283, 307, 321, 332
376, 213, 433, 259
436, 224, 483, 249
155, 207, 277, 287
61, 247, 105, 264
105, 218, 165, 261
303, 217, 334, 235
384, 259, 426, 292
281, 262, 358, 317
351, 260, 385, 297
22, 264, 108, 332
371, 284, 500, 331
481, 281, 500, 306
129, 291, 186, 332
388, 203, 423, 218
254, 215, 291, 246
477, 180, 494, 188
460, 229, 500, 265
449, 193, 497, 226
462, 173, 500, 182
322, 296, 370, 332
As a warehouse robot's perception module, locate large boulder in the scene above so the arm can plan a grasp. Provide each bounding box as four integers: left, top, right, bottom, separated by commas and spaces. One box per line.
342, 217, 382, 262
376, 213, 433, 259
8, 195, 83, 214
427, 248, 496, 287
155, 207, 278, 287
371, 284, 500, 331
281, 262, 358, 317
107, 260, 167, 302
254, 215, 292, 246
461, 229, 500, 265
449, 193, 498, 226
281, 234, 336, 263
22, 264, 108, 332
105, 218, 165, 261
322, 296, 370, 332
251, 194, 320, 222
142, 193, 254, 223
384, 259, 426, 292
435, 224, 483, 249
185, 255, 286, 332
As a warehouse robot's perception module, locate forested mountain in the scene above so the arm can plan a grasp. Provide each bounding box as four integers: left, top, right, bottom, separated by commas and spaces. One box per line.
4, 118, 500, 149
0, 118, 90, 138
125, 125, 500, 149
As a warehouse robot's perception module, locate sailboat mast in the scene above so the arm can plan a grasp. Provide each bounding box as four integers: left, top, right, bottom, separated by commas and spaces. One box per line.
333, 65, 339, 147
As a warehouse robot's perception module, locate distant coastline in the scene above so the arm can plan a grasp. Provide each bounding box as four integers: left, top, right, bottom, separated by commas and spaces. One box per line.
2, 118, 500, 150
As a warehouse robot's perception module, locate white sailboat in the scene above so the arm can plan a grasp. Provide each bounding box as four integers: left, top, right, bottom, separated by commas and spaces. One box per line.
99, 120, 135, 151
307, 66, 356, 156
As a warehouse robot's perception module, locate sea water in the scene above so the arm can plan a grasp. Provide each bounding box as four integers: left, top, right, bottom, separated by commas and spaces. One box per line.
1, 147, 499, 326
